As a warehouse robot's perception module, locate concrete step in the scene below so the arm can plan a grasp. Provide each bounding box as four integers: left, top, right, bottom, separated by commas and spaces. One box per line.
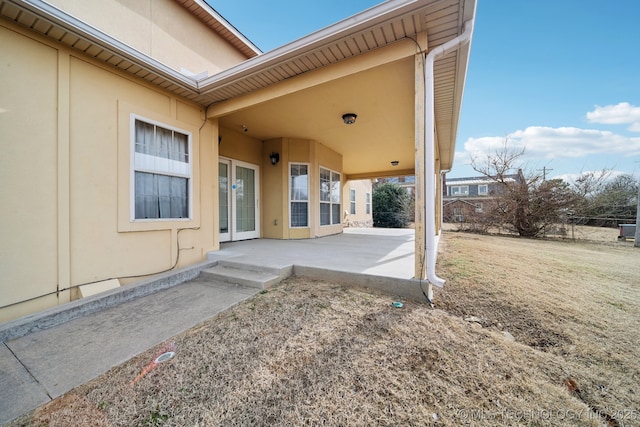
200, 262, 291, 290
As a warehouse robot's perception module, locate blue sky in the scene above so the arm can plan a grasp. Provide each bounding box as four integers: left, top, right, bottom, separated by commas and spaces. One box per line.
209, 0, 640, 181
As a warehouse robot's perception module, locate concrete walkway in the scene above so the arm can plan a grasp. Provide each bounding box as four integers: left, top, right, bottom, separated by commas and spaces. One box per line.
0, 228, 422, 424
0, 279, 259, 424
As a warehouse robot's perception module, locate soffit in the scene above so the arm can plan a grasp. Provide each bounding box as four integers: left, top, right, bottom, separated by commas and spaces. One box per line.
0, 0, 475, 174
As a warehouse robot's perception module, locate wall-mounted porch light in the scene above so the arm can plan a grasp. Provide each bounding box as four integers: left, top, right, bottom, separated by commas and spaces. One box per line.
269, 152, 280, 165
342, 113, 357, 125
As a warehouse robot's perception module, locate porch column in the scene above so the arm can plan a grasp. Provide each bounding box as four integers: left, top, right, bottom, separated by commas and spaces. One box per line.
414, 53, 426, 280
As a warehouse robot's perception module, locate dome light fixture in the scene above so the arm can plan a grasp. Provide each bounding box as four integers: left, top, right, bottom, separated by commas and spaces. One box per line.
342, 113, 357, 125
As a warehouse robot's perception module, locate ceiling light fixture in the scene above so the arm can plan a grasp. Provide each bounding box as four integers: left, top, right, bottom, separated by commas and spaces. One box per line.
391, 161, 399, 166
342, 113, 357, 125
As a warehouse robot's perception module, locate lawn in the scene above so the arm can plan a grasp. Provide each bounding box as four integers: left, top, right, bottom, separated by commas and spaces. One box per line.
12, 228, 639, 426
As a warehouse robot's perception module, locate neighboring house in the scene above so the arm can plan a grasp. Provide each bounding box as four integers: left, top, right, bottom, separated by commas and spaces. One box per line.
0, 0, 476, 321
443, 175, 518, 222
343, 180, 373, 228
376, 176, 416, 196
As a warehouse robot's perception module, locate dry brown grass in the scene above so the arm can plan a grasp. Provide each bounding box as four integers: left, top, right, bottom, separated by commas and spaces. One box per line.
11, 228, 640, 426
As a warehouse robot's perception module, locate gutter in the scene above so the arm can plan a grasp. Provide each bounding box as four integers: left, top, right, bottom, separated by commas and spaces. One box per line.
423, 20, 474, 288
197, 0, 447, 93
10, 0, 199, 91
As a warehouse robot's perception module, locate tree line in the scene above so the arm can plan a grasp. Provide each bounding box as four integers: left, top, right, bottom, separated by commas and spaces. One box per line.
372, 141, 638, 240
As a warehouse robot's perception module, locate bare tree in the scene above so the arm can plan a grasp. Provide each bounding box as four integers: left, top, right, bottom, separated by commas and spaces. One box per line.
471, 139, 577, 237
573, 172, 637, 227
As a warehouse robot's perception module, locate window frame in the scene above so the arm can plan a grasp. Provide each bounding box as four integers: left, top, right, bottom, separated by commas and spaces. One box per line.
130, 114, 193, 222
478, 184, 489, 195
450, 185, 469, 196
349, 188, 356, 215
366, 192, 371, 215
289, 162, 310, 228
320, 166, 341, 226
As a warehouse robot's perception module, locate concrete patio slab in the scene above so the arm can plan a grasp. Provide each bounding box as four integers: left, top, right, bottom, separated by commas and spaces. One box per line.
209, 228, 417, 279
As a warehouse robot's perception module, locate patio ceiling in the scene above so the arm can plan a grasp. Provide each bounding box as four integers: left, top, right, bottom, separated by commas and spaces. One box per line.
0, 0, 475, 176
203, 0, 475, 177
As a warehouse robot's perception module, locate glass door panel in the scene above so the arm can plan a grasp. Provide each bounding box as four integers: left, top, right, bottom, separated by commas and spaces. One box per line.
218, 160, 230, 242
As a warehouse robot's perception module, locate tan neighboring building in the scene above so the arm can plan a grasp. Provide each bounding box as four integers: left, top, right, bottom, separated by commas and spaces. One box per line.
343, 180, 373, 228
0, 0, 476, 321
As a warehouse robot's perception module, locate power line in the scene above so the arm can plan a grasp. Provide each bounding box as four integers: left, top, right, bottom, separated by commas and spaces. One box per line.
537, 166, 553, 181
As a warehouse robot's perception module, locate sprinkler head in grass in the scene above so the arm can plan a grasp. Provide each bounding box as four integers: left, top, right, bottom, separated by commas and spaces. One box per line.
154, 351, 175, 364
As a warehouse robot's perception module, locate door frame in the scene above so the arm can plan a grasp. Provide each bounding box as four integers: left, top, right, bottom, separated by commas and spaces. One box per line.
219, 157, 260, 242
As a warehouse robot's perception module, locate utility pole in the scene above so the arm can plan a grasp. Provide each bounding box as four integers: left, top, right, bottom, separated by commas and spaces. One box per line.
537, 166, 553, 181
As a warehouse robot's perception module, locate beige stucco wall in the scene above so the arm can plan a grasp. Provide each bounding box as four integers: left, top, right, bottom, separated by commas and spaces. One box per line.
0, 25, 63, 321
0, 21, 218, 322
220, 134, 344, 240
343, 180, 373, 227
45, 0, 249, 76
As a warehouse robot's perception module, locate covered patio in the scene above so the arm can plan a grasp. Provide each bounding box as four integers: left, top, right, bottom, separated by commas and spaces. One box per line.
208, 228, 434, 303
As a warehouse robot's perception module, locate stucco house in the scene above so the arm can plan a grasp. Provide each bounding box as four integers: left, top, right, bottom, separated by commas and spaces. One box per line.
0, 0, 476, 322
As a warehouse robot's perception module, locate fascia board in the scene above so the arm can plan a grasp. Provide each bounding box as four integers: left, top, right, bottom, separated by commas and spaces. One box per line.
189, 0, 262, 55
12, 0, 199, 92
197, 0, 439, 93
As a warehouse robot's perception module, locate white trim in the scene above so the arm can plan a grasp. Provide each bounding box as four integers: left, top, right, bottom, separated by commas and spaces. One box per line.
449, 185, 469, 196
289, 162, 310, 228
349, 188, 357, 215
218, 158, 231, 242
129, 114, 193, 222
230, 160, 260, 240
189, 0, 262, 55
319, 166, 342, 226
14, 0, 198, 89
198, 0, 441, 91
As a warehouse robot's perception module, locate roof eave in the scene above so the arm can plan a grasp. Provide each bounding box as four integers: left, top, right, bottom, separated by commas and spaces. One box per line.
176, 0, 262, 57
198, 0, 444, 93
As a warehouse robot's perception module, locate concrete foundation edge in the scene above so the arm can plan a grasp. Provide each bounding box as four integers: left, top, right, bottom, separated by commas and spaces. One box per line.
0, 260, 217, 343
292, 266, 431, 303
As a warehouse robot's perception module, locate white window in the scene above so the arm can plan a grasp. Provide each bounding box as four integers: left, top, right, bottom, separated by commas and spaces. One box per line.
478, 184, 488, 195
320, 167, 341, 226
366, 192, 371, 215
350, 189, 356, 215
475, 203, 484, 212
290, 163, 309, 227
450, 185, 469, 196
132, 116, 192, 220
453, 207, 464, 222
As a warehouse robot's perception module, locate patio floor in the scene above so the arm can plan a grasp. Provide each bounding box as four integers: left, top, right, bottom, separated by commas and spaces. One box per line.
208, 227, 417, 280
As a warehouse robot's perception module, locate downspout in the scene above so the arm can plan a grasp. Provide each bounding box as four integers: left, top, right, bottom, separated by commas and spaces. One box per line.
423, 20, 474, 287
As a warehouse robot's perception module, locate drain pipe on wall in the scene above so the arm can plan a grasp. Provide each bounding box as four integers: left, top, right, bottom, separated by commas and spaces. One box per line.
423, 20, 474, 289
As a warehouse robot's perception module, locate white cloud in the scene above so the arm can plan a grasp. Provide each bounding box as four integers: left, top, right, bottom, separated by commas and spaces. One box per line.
586, 102, 640, 131
629, 122, 640, 132
461, 126, 640, 161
